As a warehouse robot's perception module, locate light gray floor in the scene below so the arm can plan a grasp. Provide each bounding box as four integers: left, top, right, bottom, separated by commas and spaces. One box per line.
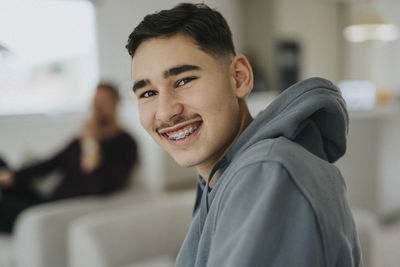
0, 233, 13, 267
379, 218, 400, 267
1, 220, 399, 267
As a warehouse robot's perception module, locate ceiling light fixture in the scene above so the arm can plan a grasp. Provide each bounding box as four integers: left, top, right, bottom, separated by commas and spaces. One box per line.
344, 6, 399, 43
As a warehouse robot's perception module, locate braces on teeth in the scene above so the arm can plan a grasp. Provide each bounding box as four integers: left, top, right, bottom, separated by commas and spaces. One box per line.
168, 126, 198, 140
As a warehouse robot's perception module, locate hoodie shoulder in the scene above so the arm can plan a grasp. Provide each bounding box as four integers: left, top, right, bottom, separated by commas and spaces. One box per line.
227, 77, 348, 164
213, 136, 361, 267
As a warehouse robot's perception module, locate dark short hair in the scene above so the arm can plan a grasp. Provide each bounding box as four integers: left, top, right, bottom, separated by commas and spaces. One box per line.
126, 3, 236, 59
97, 82, 120, 102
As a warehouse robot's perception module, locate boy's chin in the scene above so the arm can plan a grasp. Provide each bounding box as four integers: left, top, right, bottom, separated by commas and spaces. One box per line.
171, 155, 198, 168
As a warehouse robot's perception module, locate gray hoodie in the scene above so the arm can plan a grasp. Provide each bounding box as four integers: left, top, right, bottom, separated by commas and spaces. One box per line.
175, 77, 362, 267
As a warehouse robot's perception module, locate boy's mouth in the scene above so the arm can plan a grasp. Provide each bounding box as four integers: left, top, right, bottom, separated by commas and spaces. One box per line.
159, 120, 202, 142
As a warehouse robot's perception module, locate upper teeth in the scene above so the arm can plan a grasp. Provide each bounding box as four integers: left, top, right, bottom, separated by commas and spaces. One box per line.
168, 126, 198, 140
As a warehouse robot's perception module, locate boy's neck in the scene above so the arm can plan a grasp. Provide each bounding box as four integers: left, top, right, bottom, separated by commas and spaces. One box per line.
199, 100, 253, 187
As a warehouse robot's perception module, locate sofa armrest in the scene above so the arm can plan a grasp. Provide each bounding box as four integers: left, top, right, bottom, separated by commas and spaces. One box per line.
68, 190, 195, 267
13, 191, 150, 267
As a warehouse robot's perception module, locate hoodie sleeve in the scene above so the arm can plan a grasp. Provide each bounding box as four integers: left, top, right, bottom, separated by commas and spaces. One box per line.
207, 161, 325, 267
14, 141, 73, 185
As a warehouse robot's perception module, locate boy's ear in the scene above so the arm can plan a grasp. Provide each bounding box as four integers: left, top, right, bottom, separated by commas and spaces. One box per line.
230, 54, 253, 99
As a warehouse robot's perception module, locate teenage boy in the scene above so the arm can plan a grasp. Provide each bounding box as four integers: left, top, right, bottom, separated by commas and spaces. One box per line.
126, 3, 362, 267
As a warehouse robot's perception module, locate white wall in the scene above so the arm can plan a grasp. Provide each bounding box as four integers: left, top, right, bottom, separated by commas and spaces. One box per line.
240, 0, 342, 91
240, 0, 400, 93
0, 113, 85, 168
335, 111, 400, 220
240, 0, 274, 90
272, 0, 341, 82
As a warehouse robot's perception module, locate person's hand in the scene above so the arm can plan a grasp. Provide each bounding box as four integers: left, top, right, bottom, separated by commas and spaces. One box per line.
0, 168, 14, 187
80, 137, 102, 173
81, 119, 100, 140
79, 117, 102, 173
80, 151, 101, 173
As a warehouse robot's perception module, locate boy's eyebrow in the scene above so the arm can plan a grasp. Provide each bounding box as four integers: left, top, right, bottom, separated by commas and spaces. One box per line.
163, 64, 201, 78
132, 79, 150, 92
132, 64, 201, 93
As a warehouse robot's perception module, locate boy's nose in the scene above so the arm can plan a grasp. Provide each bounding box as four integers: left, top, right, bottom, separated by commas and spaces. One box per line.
155, 91, 183, 123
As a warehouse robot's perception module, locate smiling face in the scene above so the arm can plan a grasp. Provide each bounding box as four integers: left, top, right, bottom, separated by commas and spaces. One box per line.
132, 34, 253, 178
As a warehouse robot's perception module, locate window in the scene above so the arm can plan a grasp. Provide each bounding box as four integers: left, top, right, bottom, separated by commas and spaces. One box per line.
0, 0, 98, 115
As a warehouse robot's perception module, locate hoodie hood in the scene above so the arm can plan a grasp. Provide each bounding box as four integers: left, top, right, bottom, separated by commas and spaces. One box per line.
226, 77, 348, 164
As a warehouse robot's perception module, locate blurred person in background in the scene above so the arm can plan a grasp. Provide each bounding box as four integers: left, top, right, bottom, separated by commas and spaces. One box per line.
0, 83, 138, 233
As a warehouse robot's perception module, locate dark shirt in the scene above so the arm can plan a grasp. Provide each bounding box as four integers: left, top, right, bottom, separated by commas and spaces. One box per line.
0, 157, 7, 168
14, 131, 137, 200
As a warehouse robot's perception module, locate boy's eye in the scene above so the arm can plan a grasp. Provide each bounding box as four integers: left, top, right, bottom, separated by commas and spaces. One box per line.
140, 90, 158, 98
176, 77, 196, 87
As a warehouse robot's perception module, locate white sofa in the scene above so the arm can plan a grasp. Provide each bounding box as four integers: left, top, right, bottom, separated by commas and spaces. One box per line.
0, 187, 195, 267
0, 166, 195, 267
68, 190, 195, 267
13, 191, 153, 267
